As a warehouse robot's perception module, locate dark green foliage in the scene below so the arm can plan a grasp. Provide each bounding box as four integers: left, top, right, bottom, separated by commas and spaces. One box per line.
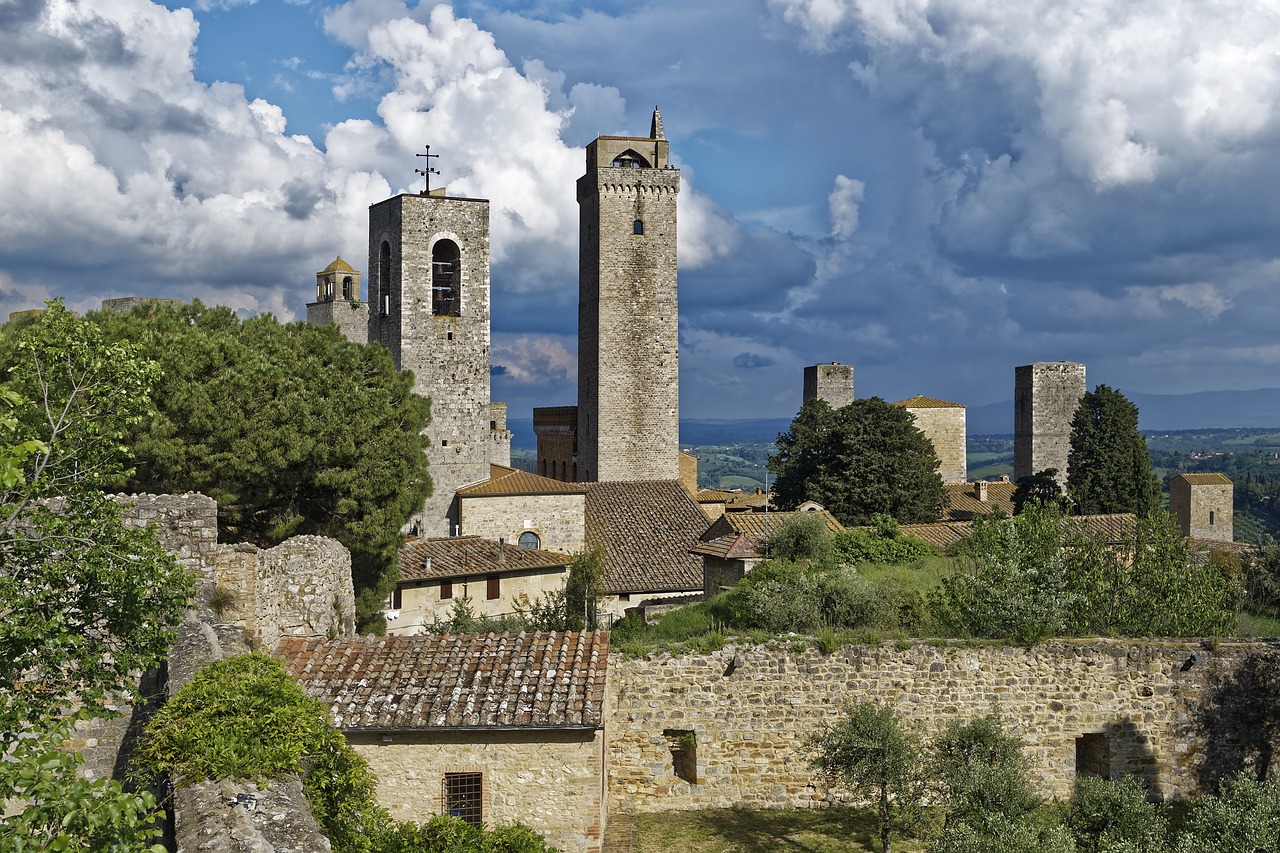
770, 398, 946, 526
1012, 469, 1070, 515
931, 503, 1241, 642
82, 302, 432, 629
807, 702, 928, 853
1066, 776, 1167, 853
1244, 544, 1280, 618
1175, 771, 1280, 852
833, 514, 938, 565
931, 713, 1040, 830
709, 560, 889, 634
1068, 386, 1161, 517
376, 815, 558, 853
767, 512, 836, 565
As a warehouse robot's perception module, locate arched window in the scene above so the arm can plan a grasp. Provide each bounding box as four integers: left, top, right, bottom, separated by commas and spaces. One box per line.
518, 531, 540, 549
324, 279, 334, 299
342, 276, 353, 300
432, 240, 461, 316
610, 149, 651, 169
379, 241, 392, 316
633, 219, 644, 236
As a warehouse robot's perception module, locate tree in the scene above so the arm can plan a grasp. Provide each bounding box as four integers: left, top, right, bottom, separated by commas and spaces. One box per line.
1066, 776, 1167, 853
0, 302, 193, 851
564, 547, 606, 631
766, 511, 835, 565
807, 701, 928, 853
1067, 386, 1161, 516
1012, 468, 1070, 515
931, 713, 1040, 831
79, 301, 432, 629
1174, 771, 1280, 852
771, 398, 946, 526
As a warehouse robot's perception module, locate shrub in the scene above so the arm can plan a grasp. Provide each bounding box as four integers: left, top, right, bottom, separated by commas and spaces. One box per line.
766, 513, 835, 565
833, 514, 937, 566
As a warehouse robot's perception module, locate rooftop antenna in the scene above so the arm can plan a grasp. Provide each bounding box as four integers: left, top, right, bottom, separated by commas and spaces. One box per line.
416, 145, 440, 195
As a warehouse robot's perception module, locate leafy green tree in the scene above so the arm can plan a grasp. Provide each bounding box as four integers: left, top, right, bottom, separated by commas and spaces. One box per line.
565, 547, 606, 631
80, 302, 432, 629
833, 514, 937, 565
766, 511, 836, 565
931, 713, 1040, 831
1067, 386, 1161, 516
807, 701, 928, 853
1066, 776, 1168, 853
1173, 771, 1280, 852
770, 398, 946, 526
1013, 468, 1070, 515
0, 302, 193, 851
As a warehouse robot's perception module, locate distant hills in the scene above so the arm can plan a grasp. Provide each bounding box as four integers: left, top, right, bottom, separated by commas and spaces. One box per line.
506, 388, 1280, 450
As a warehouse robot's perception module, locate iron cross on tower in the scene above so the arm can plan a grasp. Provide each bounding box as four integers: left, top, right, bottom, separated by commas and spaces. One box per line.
416, 145, 440, 195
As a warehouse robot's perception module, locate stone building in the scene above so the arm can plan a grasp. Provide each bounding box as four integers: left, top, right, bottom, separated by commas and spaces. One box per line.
694, 508, 843, 597
456, 464, 587, 556
1170, 473, 1234, 543
570, 108, 681, 483
279, 631, 611, 853
1014, 362, 1086, 486
306, 256, 368, 344
894, 395, 967, 484
803, 362, 854, 409
366, 189, 511, 536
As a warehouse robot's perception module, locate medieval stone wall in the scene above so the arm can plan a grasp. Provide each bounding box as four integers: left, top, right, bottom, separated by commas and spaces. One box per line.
1014, 362, 1086, 485
803, 363, 854, 409
577, 155, 681, 483
307, 298, 370, 345
349, 730, 606, 853
906, 405, 967, 484
606, 639, 1279, 815
368, 194, 496, 537
1170, 477, 1234, 543
458, 492, 586, 556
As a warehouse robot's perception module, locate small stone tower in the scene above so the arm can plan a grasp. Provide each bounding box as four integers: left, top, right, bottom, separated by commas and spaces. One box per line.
576, 107, 681, 482
368, 190, 511, 536
1014, 362, 1086, 487
306, 257, 369, 344
894, 396, 967, 484
1170, 473, 1233, 543
803, 363, 854, 409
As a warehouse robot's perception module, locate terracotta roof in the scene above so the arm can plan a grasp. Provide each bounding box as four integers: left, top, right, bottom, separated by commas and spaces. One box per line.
892, 395, 965, 409
726, 491, 772, 511
690, 532, 764, 561
696, 488, 733, 503
1063, 513, 1137, 543
584, 481, 708, 594
456, 464, 585, 496
901, 513, 1138, 551
707, 509, 844, 539
398, 537, 569, 582
276, 631, 609, 731
1172, 473, 1233, 486
943, 482, 1016, 521
323, 256, 355, 273
900, 522, 975, 551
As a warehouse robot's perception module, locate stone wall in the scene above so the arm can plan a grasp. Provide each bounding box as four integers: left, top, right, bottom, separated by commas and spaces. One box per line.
1014, 362, 1086, 485
307, 298, 370, 346
906, 404, 967, 484
1170, 476, 1234, 543
606, 639, 1280, 815
577, 132, 681, 483
458, 491, 586, 556
349, 730, 606, 853
803, 363, 854, 409
390, 566, 568, 634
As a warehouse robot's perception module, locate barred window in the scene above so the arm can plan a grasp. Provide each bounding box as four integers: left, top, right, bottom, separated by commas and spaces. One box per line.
444, 772, 483, 826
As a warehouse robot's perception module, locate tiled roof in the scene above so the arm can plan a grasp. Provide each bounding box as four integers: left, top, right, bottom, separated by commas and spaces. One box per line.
892, 395, 965, 409
456, 464, 585, 496
706, 509, 844, 539
726, 491, 772, 511
1173, 473, 1233, 486
398, 537, 569, 583
1064, 513, 1136, 543
276, 631, 609, 731
690, 532, 762, 561
900, 522, 975, 551
695, 488, 733, 503
902, 513, 1139, 551
943, 482, 1016, 521
584, 480, 708, 594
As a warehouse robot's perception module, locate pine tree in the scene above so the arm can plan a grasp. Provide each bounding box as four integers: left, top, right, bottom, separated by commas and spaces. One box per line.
1066, 385, 1161, 516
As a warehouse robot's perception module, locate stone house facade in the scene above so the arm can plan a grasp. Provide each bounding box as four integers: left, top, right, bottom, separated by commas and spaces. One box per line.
455, 464, 586, 555
1170, 473, 1234, 544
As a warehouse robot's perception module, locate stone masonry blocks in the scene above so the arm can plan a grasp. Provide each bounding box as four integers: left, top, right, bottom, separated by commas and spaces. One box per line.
803, 363, 854, 409
1015, 362, 1086, 485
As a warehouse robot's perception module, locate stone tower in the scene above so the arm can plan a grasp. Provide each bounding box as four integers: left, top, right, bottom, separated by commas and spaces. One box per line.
1170, 473, 1233, 543
306, 257, 369, 345
803, 363, 854, 409
894, 396, 967, 484
368, 190, 510, 536
1014, 362, 1086, 487
576, 108, 681, 483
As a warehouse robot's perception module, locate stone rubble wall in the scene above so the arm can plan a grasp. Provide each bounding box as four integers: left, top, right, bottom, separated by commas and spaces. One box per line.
907, 405, 967, 485
607, 639, 1280, 815
459, 492, 586, 556
1014, 362, 1086, 485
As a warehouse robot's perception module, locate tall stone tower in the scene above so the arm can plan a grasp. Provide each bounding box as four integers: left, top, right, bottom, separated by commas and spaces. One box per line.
1014, 362, 1086, 486
576, 108, 681, 483
306, 257, 369, 345
803, 363, 854, 409
1170, 473, 1234, 543
894, 396, 967, 484
368, 190, 510, 536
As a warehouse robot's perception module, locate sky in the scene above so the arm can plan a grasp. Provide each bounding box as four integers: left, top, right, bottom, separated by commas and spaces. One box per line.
4, 0, 1280, 423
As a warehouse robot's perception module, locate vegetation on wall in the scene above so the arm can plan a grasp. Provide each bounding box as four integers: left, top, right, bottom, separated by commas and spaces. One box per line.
770, 398, 946, 526
77, 301, 432, 631
0, 302, 194, 851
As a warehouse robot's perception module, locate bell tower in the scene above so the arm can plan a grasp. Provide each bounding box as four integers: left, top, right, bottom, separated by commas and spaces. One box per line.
368, 187, 509, 536
306, 257, 368, 345
576, 107, 681, 482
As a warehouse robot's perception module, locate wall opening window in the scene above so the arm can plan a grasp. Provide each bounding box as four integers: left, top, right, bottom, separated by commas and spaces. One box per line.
432, 240, 461, 316
441, 581, 453, 600
342, 276, 353, 299
1210, 510, 1216, 526
443, 772, 483, 826
664, 729, 697, 784
378, 242, 391, 316
389, 586, 403, 610
633, 219, 644, 235
486, 575, 500, 600
518, 531, 540, 549
610, 149, 651, 168
1076, 733, 1111, 780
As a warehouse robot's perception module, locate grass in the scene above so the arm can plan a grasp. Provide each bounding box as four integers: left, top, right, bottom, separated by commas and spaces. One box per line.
635, 806, 927, 853
1239, 609, 1280, 637
856, 555, 956, 594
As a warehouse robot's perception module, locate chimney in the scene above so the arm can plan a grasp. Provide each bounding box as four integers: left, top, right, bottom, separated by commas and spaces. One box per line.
975, 481, 990, 502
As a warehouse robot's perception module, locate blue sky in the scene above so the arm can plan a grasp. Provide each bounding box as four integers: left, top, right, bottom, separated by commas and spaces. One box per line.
4, 0, 1280, 424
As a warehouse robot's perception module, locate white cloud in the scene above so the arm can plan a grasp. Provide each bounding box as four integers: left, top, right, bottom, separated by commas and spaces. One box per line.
827, 174, 864, 240
492, 333, 576, 384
